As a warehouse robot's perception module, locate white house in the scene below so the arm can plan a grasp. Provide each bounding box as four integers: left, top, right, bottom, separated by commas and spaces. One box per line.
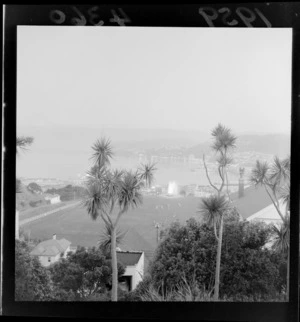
230, 179, 288, 251
44, 193, 61, 204
230, 173, 286, 226
30, 234, 71, 267
245, 200, 285, 225
117, 251, 144, 292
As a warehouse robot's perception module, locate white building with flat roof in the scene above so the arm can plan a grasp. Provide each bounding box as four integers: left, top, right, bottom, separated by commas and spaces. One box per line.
117, 251, 144, 292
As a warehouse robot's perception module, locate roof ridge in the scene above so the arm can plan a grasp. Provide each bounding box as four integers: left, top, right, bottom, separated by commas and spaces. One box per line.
117, 250, 143, 253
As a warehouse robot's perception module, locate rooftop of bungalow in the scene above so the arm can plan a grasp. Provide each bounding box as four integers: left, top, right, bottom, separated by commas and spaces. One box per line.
231, 184, 275, 220
117, 251, 143, 266
30, 237, 71, 257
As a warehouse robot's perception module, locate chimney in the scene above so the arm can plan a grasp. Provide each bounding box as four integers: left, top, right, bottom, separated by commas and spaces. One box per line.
238, 167, 245, 198
53, 234, 56, 240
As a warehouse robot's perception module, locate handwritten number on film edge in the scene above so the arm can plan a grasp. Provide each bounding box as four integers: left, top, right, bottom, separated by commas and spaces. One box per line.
49, 10, 66, 24
87, 6, 104, 26
49, 6, 270, 27
71, 7, 87, 26
254, 8, 272, 27
199, 6, 272, 27
50, 7, 131, 26
110, 8, 131, 26
218, 8, 238, 27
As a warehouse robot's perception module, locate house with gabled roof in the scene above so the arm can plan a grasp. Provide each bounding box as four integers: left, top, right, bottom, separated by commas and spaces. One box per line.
117, 250, 144, 292
230, 174, 284, 225
30, 234, 71, 267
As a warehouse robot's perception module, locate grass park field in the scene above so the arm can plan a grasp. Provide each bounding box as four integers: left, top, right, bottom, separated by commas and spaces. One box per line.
19, 200, 77, 221
20, 195, 202, 255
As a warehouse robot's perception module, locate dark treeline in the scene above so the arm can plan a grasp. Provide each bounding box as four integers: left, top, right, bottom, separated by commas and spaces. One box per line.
124, 216, 287, 302
45, 185, 88, 202
15, 239, 125, 301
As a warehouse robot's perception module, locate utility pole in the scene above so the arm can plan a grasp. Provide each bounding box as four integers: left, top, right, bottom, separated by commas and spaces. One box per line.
154, 221, 160, 244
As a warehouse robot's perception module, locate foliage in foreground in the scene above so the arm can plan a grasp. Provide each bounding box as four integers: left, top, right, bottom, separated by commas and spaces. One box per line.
138, 216, 286, 301
15, 212, 288, 302
15, 240, 53, 301
15, 241, 125, 301
49, 246, 125, 300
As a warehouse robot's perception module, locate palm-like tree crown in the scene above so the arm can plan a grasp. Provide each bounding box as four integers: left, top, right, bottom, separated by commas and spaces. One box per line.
139, 162, 157, 188
86, 164, 108, 185
118, 171, 143, 212
279, 182, 290, 211
250, 157, 290, 188
271, 217, 290, 253
16, 136, 34, 154
98, 221, 128, 255
211, 123, 237, 153
216, 154, 233, 167
104, 169, 124, 213
82, 181, 109, 220
198, 194, 230, 227
91, 138, 113, 168
249, 160, 270, 186
269, 156, 290, 186
84, 138, 149, 221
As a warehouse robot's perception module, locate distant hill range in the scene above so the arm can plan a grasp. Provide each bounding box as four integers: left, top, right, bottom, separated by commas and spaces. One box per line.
185, 133, 290, 158
18, 125, 290, 157
17, 126, 290, 179
17, 125, 209, 153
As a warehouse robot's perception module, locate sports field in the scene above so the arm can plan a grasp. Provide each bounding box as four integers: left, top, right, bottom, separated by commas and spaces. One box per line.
21, 195, 203, 253
19, 200, 77, 221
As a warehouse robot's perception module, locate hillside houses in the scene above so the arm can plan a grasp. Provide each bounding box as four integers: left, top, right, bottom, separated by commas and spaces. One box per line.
30, 234, 71, 267
29, 234, 146, 291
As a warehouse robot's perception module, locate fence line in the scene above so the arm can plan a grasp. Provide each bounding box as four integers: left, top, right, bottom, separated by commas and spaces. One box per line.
19, 201, 81, 226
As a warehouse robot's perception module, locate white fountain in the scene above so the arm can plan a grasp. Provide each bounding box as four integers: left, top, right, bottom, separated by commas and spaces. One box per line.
167, 181, 179, 196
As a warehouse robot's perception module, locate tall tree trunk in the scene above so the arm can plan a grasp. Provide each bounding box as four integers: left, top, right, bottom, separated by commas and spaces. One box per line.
214, 215, 224, 301
110, 226, 118, 301
286, 247, 290, 301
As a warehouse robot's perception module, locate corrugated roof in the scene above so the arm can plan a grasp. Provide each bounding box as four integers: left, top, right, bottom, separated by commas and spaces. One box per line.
231, 185, 272, 220
117, 251, 143, 266
30, 238, 71, 256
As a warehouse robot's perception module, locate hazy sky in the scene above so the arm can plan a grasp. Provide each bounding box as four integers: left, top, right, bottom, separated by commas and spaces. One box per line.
17, 27, 292, 179
18, 27, 292, 134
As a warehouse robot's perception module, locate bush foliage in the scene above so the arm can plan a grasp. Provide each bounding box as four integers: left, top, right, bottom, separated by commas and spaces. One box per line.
132, 216, 286, 301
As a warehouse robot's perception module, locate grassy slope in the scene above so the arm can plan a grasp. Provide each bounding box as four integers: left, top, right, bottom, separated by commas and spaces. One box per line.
21, 195, 202, 252
16, 184, 48, 211
19, 200, 78, 221
16, 183, 80, 220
